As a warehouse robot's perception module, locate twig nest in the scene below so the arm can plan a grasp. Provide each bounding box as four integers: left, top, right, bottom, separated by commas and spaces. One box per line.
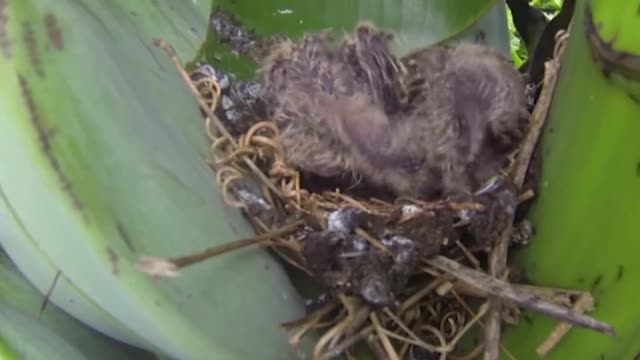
151, 15, 615, 360
302, 206, 457, 307
187, 16, 545, 360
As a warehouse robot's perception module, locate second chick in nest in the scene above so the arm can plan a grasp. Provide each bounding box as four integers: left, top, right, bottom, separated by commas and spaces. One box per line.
390, 43, 531, 197
259, 24, 529, 199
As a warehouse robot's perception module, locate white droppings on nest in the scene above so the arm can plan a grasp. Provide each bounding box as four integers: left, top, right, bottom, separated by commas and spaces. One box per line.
392, 235, 414, 246
401, 205, 423, 217
338, 238, 368, 258
394, 251, 412, 264
352, 238, 367, 251
382, 235, 413, 248
236, 188, 272, 211
221, 95, 234, 110
295, 226, 315, 242
194, 63, 230, 89
457, 209, 472, 225
303, 294, 328, 307
382, 236, 416, 264
327, 209, 350, 233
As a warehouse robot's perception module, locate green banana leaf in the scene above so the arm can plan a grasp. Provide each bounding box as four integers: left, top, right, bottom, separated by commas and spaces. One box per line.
0, 183, 153, 349
501, 0, 640, 358
0, 0, 308, 359
0, 250, 156, 360
205, 0, 512, 80
0, 300, 88, 360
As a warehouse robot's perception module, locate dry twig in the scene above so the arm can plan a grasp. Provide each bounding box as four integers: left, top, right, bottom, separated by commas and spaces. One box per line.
536, 292, 595, 357
484, 27, 571, 360
428, 256, 614, 335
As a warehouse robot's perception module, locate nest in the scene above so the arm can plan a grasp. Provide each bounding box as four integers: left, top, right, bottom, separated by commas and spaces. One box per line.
195, 72, 496, 360
143, 30, 614, 360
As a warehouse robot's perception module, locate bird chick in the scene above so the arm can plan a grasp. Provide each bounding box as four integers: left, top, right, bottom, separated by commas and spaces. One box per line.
258, 26, 405, 179
388, 43, 531, 197
260, 25, 529, 200
258, 32, 349, 178
335, 40, 530, 198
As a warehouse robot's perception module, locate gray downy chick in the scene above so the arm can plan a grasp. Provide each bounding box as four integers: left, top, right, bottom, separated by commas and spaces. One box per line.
258, 31, 349, 178
334, 40, 530, 198
391, 43, 530, 198
260, 25, 529, 199
258, 25, 407, 180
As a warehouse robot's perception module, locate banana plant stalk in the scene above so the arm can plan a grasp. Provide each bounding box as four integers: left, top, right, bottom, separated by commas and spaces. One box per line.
502, 0, 640, 358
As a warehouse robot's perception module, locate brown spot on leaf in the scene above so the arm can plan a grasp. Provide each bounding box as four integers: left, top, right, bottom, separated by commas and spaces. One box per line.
0, 0, 10, 59
23, 22, 44, 77
17, 74, 84, 212
43, 12, 63, 50
141, 41, 164, 70
117, 221, 135, 252
591, 274, 603, 290
616, 264, 624, 281
107, 248, 119, 275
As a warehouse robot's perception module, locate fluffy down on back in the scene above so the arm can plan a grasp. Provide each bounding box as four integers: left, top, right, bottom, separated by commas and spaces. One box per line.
259, 25, 528, 199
